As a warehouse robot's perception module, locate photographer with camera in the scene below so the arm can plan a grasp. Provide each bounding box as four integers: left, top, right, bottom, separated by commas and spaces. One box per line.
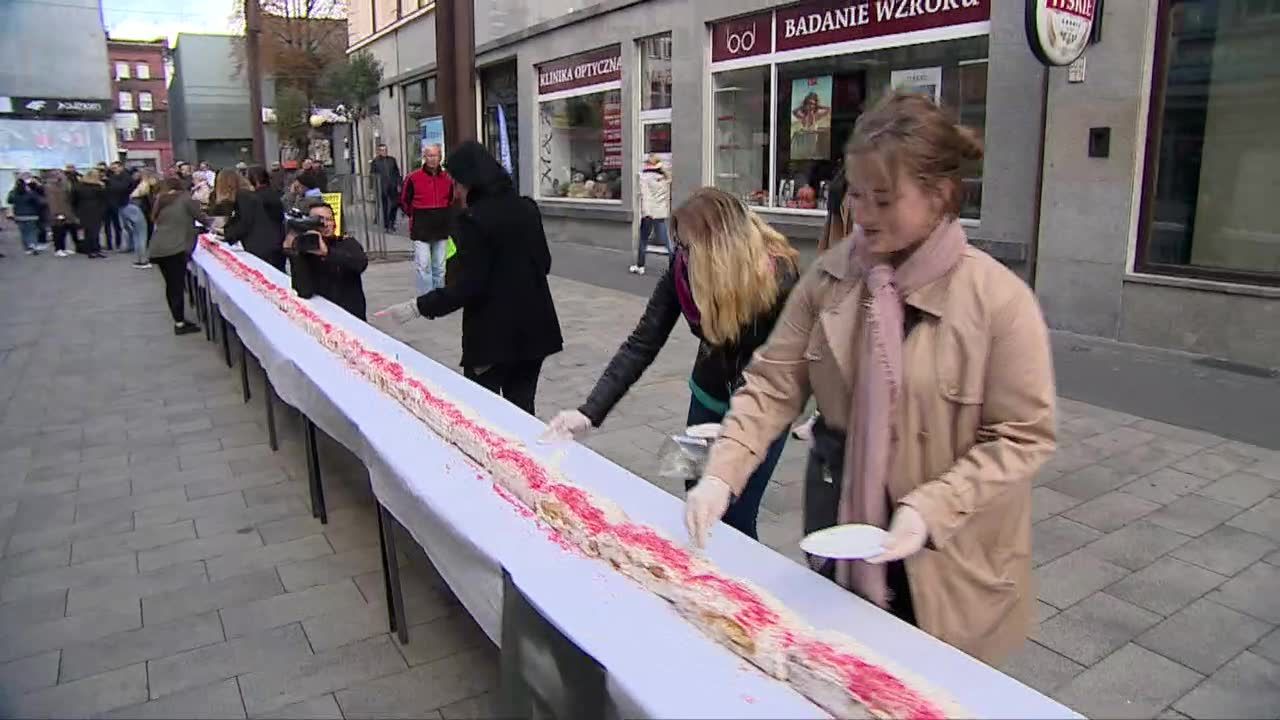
285, 200, 368, 321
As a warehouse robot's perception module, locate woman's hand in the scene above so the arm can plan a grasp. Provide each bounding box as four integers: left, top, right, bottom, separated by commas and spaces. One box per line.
540, 410, 592, 443
372, 300, 420, 326
867, 505, 928, 564
282, 231, 296, 251
684, 476, 734, 548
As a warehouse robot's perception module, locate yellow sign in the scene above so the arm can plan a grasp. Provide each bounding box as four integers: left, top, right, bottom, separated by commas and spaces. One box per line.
321, 192, 343, 235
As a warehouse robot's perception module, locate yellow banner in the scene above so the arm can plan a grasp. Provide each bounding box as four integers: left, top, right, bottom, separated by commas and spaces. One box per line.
321, 192, 343, 235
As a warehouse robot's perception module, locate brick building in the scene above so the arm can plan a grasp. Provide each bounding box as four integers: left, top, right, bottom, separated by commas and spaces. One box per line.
107, 38, 173, 169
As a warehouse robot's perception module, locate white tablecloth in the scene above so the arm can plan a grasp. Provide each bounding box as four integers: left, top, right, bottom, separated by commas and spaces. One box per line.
194, 241, 1078, 720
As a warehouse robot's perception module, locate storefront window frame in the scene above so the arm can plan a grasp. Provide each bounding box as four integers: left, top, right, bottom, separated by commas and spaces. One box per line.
1133, 0, 1280, 288
705, 15, 990, 224
535, 49, 625, 206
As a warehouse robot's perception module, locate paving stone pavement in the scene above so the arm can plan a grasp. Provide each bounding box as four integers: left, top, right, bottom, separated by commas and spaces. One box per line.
0, 245, 1276, 719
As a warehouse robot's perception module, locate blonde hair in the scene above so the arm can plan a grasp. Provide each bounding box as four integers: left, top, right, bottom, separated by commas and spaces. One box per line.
213, 168, 248, 206
673, 188, 799, 345
845, 92, 984, 216
81, 169, 103, 185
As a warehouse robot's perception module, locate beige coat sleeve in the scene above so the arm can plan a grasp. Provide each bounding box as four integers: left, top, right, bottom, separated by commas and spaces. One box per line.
900, 285, 1057, 547
704, 263, 822, 495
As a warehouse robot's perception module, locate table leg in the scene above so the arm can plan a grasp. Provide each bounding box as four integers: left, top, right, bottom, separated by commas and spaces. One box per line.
379, 504, 409, 645
239, 337, 251, 403
303, 418, 327, 524
210, 303, 219, 343
221, 315, 232, 368
264, 368, 278, 452
375, 506, 397, 634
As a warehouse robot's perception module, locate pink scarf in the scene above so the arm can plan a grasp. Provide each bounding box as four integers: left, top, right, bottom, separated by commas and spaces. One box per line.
836, 218, 967, 607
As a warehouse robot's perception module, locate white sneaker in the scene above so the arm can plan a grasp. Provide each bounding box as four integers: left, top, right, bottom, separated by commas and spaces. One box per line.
55, 250, 69, 258
25, 249, 36, 256
628, 265, 646, 275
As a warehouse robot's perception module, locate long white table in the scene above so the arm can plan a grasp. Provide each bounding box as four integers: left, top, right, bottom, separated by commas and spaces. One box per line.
193, 239, 1079, 719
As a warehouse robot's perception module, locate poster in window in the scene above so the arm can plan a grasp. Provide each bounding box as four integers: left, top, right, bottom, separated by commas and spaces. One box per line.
890, 67, 943, 105
419, 115, 445, 161
789, 76, 833, 161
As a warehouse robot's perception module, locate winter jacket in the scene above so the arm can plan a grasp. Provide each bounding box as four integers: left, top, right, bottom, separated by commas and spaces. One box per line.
290, 235, 368, 320
224, 189, 284, 268
400, 167, 454, 242
46, 180, 77, 225
7, 182, 45, 219
415, 182, 562, 368
72, 181, 109, 228
579, 257, 799, 426
105, 171, 136, 209
370, 155, 402, 195
149, 192, 203, 258
638, 168, 671, 219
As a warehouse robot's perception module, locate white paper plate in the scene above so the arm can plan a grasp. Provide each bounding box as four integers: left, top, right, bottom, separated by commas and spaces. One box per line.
800, 524, 888, 560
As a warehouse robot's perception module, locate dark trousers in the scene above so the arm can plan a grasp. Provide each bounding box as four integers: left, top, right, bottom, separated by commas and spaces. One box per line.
80, 220, 102, 254
104, 206, 122, 250
153, 253, 189, 323
381, 191, 398, 230
684, 394, 787, 540
52, 223, 78, 252
464, 358, 545, 416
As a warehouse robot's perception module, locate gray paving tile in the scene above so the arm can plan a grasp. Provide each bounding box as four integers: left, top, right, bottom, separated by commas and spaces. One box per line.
4, 662, 148, 719
1147, 494, 1243, 537
142, 568, 284, 626
1082, 426, 1157, 456
1208, 562, 1280, 623
184, 468, 290, 500
0, 589, 67, 627
1063, 491, 1160, 532
393, 609, 491, 667
135, 491, 247, 527
103, 678, 247, 719
221, 579, 369, 638
1036, 592, 1162, 665
243, 481, 310, 508
1171, 526, 1278, 576
301, 602, 390, 653
1228, 498, 1280, 543
206, 534, 332, 582
1131, 419, 1226, 449
252, 693, 344, 719
1055, 643, 1203, 720
1084, 520, 1192, 571
0, 604, 141, 664
322, 513, 381, 553
1101, 440, 1198, 478
67, 560, 208, 616
1037, 549, 1129, 610
75, 487, 188, 524
1031, 487, 1081, 523
71, 520, 198, 564
1046, 464, 1138, 501
335, 646, 497, 719
1125, 467, 1215, 505
1032, 516, 1102, 567
0, 543, 69, 580
1197, 471, 1279, 509
278, 546, 381, 593
1137, 598, 1273, 675
997, 640, 1084, 696
438, 691, 498, 720
1254, 628, 1280, 664
137, 530, 264, 573
1108, 556, 1228, 617
194, 499, 312, 538
1173, 450, 1252, 480
1173, 651, 1280, 720
60, 610, 224, 683
0, 553, 136, 603
148, 622, 313, 700
72, 477, 133, 505
0, 650, 60, 696
238, 635, 407, 715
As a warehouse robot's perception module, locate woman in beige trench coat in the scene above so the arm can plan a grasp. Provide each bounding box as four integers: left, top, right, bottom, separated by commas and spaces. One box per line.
685, 93, 1057, 665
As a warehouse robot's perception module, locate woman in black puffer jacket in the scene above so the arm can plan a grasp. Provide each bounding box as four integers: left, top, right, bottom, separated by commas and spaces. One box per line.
545, 187, 800, 541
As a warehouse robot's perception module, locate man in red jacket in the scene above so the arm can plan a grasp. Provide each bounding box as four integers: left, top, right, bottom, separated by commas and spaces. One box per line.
400, 144, 454, 293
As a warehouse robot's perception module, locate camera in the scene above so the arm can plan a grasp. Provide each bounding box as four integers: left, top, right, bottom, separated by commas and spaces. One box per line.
285, 208, 325, 252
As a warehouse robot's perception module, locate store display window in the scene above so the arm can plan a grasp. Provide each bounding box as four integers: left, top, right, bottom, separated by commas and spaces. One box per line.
536, 46, 624, 202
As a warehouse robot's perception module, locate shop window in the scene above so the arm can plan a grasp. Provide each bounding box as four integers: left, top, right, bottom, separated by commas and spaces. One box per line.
119, 127, 135, 142
538, 90, 623, 200
141, 125, 156, 142
769, 36, 988, 215
117, 91, 133, 111
114, 62, 130, 80
403, 76, 442, 167
138, 92, 153, 111
640, 33, 672, 111
1137, 0, 1280, 285
136, 63, 150, 80
712, 66, 771, 207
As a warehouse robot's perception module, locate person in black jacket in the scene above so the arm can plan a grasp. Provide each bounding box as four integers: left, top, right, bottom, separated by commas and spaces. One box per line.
286, 200, 368, 320
246, 165, 285, 269
221, 166, 286, 271
544, 188, 800, 540
72, 169, 110, 258
103, 162, 134, 251
369, 144, 402, 232
373, 140, 563, 416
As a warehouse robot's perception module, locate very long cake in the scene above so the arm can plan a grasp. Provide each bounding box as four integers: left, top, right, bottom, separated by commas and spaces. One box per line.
197, 237, 964, 720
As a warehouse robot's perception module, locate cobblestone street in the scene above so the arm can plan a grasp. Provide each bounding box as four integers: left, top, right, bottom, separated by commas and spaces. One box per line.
0, 244, 1277, 718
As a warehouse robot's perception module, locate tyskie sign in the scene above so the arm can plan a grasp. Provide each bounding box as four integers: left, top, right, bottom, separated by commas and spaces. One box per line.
1026, 0, 1098, 66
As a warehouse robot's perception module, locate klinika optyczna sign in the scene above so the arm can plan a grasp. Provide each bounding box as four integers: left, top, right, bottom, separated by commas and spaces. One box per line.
537, 46, 622, 94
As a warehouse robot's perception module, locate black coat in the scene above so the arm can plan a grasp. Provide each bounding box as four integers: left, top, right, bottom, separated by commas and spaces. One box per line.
105, 172, 135, 209
416, 187, 563, 368
225, 189, 284, 268
370, 155, 402, 195
291, 235, 369, 320
72, 182, 109, 227
578, 259, 799, 427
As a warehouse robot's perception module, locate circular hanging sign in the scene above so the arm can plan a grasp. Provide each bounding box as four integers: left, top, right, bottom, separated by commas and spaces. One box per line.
1026, 0, 1098, 66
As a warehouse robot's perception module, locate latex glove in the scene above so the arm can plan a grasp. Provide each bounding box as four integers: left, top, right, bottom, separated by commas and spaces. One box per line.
540, 409, 592, 443
867, 505, 928, 564
372, 299, 420, 326
791, 413, 818, 446
685, 476, 734, 548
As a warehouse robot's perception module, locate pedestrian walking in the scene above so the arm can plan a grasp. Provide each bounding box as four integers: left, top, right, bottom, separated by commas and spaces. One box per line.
629, 155, 672, 275
546, 187, 800, 540
6, 172, 46, 255
370, 143, 403, 232
374, 141, 563, 416
123, 169, 158, 268
685, 93, 1056, 666
45, 171, 79, 257
400, 145, 454, 293
72, 169, 109, 258
104, 162, 134, 251
149, 178, 205, 334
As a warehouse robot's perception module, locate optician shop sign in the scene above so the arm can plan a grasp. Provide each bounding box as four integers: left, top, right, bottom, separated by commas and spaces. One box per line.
1025, 0, 1097, 66
537, 45, 622, 95
712, 0, 991, 63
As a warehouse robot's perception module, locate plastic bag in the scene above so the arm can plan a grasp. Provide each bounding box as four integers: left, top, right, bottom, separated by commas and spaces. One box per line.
657, 423, 721, 483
